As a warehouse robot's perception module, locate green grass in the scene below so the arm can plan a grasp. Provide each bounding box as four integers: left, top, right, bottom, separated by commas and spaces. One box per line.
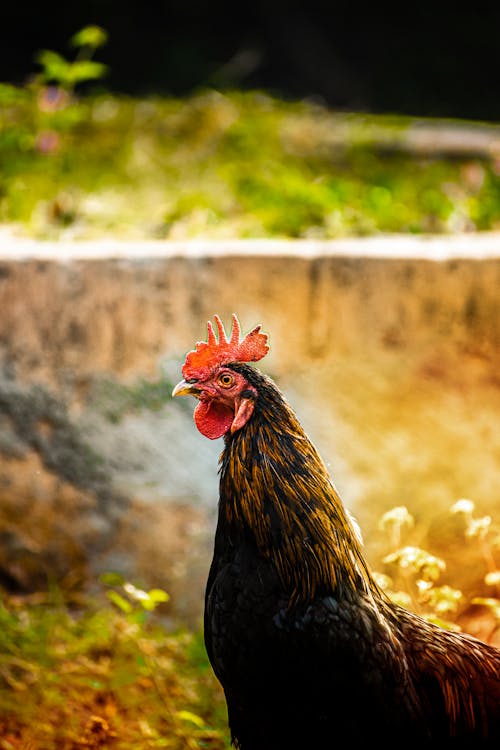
2, 85, 500, 240
0, 580, 230, 749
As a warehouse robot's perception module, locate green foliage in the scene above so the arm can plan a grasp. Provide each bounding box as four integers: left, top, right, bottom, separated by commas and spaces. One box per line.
0, 25, 112, 236
1, 52, 500, 239
36, 25, 108, 91
0, 581, 229, 749
101, 572, 170, 614
70, 26, 108, 51
374, 498, 500, 632
36, 49, 107, 89
383, 545, 446, 583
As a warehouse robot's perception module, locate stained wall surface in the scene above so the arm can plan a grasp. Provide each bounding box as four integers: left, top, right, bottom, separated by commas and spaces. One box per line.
1, 239, 499, 620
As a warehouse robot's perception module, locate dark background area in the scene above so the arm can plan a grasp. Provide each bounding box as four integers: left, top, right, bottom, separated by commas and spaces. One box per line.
2, 2, 500, 121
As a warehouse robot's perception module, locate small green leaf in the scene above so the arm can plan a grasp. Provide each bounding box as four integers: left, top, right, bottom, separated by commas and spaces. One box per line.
36, 50, 72, 84
66, 61, 108, 85
100, 571, 125, 586
148, 589, 170, 603
176, 710, 206, 728
141, 588, 170, 611
71, 26, 108, 50
106, 590, 133, 613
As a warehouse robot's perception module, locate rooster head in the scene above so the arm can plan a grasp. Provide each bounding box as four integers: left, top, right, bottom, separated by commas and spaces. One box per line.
172, 314, 269, 439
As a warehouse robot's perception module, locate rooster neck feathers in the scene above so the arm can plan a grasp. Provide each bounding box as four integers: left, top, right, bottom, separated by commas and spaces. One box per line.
219, 363, 376, 602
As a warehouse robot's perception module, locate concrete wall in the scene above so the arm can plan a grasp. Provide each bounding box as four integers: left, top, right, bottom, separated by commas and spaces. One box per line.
1, 237, 499, 621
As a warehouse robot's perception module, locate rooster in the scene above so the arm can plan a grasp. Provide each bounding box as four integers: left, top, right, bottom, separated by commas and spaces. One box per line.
173, 314, 500, 748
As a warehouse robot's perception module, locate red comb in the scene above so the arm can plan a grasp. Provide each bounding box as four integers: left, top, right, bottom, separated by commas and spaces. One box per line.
182, 314, 269, 380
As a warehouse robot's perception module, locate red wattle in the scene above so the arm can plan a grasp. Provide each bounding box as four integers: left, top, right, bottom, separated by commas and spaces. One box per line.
194, 401, 234, 439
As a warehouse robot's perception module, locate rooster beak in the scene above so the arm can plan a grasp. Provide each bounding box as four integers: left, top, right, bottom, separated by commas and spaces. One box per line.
172, 379, 200, 398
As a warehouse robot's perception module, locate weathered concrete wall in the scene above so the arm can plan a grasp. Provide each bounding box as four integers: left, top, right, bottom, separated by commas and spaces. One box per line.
1, 237, 499, 622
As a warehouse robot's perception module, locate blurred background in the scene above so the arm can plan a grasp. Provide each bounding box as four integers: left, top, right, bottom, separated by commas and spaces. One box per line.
1, 5, 500, 747
4, 2, 500, 120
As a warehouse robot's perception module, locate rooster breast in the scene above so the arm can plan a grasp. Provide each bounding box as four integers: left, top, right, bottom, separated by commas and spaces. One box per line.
204, 536, 429, 749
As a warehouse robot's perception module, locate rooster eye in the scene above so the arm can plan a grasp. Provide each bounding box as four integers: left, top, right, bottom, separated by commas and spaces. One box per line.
218, 372, 235, 388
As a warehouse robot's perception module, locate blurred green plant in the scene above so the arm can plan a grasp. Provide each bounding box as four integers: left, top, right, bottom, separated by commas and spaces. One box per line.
0, 577, 229, 749
101, 571, 170, 615
374, 498, 500, 633
0, 25, 111, 234
1, 53, 500, 239
35, 25, 108, 93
